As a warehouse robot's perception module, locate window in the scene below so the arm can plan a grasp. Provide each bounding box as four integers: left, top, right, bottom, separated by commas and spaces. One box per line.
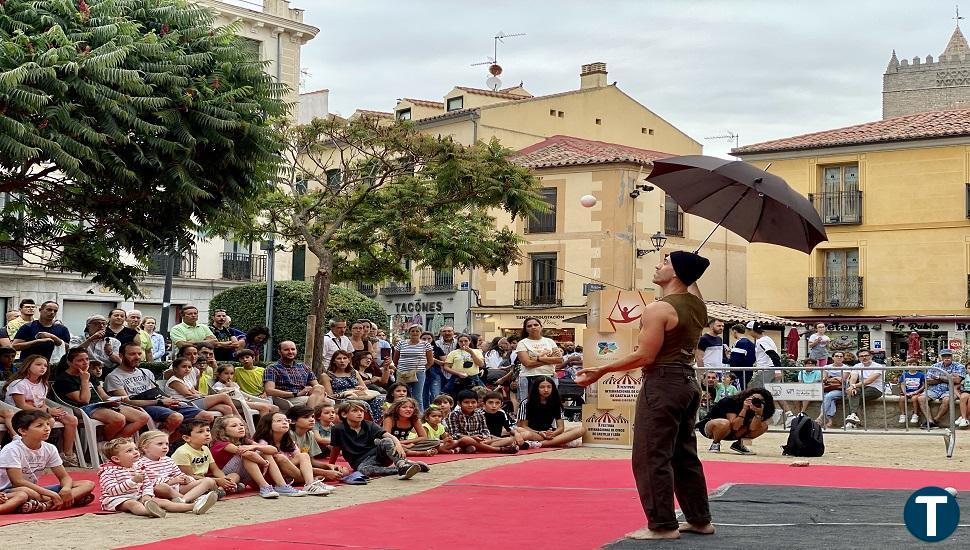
816, 164, 861, 224
664, 194, 684, 237
447, 96, 464, 111
294, 179, 308, 196
291, 245, 305, 281
237, 37, 261, 61
549, 109, 556, 116
810, 248, 862, 308
396, 108, 411, 121
325, 169, 341, 191
527, 253, 560, 305
595, 118, 602, 125
648, 129, 654, 135
526, 187, 557, 233
557, 111, 564, 118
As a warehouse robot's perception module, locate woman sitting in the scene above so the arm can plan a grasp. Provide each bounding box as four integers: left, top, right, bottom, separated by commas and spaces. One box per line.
696, 387, 775, 455
354, 351, 392, 392
515, 376, 586, 449
319, 350, 385, 421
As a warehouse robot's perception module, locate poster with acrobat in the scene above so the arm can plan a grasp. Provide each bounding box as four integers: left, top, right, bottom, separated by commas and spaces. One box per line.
589, 289, 652, 334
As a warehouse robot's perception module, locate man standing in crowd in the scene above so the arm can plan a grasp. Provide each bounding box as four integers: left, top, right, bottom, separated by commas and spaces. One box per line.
428, 326, 457, 406
12, 300, 70, 361
264, 340, 330, 409
169, 305, 216, 351
321, 319, 353, 375
695, 318, 726, 373
209, 309, 244, 361
727, 324, 756, 390
576, 251, 715, 541
105, 308, 139, 347
6, 299, 35, 336
126, 310, 151, 361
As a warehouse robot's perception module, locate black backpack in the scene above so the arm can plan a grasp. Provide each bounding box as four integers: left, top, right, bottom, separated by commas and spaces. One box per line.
781, 413, 825, 457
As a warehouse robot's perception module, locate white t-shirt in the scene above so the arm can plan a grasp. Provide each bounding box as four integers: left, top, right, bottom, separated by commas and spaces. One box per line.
0, 439, 62, 490
515, 337, 560, 377
754, 336, 780, 374
162, 374, 196, 400
854, 363, 885, 391
322, 332, 353, 370
807, 333, 831, 360
4, 378, 47, 407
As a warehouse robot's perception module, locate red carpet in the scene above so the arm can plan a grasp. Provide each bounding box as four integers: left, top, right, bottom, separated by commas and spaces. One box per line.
414, 445, 559, 465
122, 458, 970, 550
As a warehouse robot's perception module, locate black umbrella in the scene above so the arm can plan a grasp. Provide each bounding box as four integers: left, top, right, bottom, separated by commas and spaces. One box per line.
646, 155, 827, 254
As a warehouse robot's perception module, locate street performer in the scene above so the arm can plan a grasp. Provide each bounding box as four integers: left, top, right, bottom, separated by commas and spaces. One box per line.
576, 251, 714, 541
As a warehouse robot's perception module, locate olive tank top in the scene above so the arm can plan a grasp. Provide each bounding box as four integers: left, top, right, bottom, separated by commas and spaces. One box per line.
653, 293, 707, 366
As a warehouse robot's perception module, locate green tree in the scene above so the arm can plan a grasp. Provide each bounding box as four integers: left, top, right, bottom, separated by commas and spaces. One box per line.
244, 115, 545, 370
209, 280, 386, 356
0, 0, 286, 296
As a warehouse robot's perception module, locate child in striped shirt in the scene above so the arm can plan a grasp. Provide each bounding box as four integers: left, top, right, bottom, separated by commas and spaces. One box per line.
99, 438, 217, 517
135, 430, 220, 504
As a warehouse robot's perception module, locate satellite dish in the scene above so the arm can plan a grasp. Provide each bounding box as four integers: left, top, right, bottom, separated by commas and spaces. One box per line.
486, 75, 502, 91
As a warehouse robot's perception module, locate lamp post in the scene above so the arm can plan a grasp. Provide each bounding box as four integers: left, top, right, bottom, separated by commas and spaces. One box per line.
629, 177, 667, 289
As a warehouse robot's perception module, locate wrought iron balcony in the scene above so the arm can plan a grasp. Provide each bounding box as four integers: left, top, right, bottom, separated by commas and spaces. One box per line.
420, 268, 457, 293
381, 281, 414, 296
664, 209, 684, 237
514, 279, 563, 307
0, 247, 21, 266
220, 252, 266, 282
355, 282, 377, 297
808, 191, 863, 225
808, 276, 863, 309
147, 251, 198, 278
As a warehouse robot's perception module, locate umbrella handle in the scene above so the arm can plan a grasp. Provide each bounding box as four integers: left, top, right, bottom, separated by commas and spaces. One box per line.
693, 187, 752, 254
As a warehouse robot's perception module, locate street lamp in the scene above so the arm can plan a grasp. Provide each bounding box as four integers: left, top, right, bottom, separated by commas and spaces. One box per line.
637, 231, 667, 257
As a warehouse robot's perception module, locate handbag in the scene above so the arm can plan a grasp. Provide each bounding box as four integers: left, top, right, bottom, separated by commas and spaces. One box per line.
822, 377, 842, 392
398, 370, 419, 385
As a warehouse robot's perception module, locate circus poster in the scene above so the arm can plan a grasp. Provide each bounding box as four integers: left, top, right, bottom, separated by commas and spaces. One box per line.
581, 404, 633, 447
588, 289, 651, 334
596, 369, 643, 408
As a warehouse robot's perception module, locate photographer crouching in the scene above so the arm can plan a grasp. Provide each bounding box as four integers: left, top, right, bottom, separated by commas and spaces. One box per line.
696, 387, 775, 455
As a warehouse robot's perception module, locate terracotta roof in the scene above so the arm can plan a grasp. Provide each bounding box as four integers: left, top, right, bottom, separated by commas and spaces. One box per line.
401, 98, 444, 109
354, 109, 393, 119
513, 135, 673, 169
413, 107, 480, 125
455, 86, 532, 99
733, 108, 970, 155
705, 301, 804, 327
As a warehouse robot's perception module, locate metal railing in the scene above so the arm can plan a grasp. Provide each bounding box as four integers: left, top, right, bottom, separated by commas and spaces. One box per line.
0, 247, 21, 266
420, 268, 457, 293
808, 276, 863, 308
514, 279, 563, 306
356, 282, 377, 297
808, 190, 863, 225
220, 252, 266, 281
694, 365, 956, 458
664, 209, 684, 237
147, 251, 198, 278
381, 281, 414, 296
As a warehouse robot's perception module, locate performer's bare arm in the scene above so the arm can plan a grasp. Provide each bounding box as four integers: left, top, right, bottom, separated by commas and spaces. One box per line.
575, 302, 677, 386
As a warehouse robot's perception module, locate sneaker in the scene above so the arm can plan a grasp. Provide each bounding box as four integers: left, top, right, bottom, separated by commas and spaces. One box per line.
192, 491, 218, 515
215, 488, 227, 499
398, 463, 421, 480
845, 413, 861, 425
730, 440, 755, 455
143, 499, 167, 518
413, 461, 431, 473
258, 486, 279, 499
708, 442, 720, 453
785, 411, 795, 418
171, 496, 186, 504
274, 485, 307, 497
304, 482, 331, 496
910, 414, 920, 424
234, 482, 247, 493
60, 453, 80, 468
311, 479, 338, 491
771, 410, 783, 425
959, 418, 970, 428
898, 414, 907, 424
521, 440, 542, 450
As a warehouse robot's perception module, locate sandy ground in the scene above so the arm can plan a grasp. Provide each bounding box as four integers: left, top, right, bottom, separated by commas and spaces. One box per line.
4, 429, 968, 549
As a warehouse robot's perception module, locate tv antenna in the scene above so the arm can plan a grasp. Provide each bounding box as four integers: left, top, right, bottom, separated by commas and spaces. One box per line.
705, 131, 740, 151
471, 31, 526, 90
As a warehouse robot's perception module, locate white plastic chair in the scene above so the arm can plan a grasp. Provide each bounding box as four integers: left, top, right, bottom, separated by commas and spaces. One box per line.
47, 398, 103, 468
0, 400, 88, 468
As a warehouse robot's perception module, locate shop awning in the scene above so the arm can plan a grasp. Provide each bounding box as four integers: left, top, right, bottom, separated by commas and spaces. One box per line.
561, 302, 802, 328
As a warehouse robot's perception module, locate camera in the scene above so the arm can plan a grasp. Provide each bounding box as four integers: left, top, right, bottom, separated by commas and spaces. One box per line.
750, 397, 764, 407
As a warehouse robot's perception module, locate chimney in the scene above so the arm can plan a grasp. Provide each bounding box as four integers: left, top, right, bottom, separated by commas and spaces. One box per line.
580, 62, 607, 89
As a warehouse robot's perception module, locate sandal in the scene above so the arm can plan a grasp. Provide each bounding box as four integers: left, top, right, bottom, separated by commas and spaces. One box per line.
19, 500, 40, 513
74, 494, 95, 508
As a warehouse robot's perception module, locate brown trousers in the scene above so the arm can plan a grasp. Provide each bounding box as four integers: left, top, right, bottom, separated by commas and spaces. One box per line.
632, 365, 711, 530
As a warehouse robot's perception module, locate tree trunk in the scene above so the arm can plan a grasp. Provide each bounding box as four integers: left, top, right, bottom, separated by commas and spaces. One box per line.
311, 253, 333, 376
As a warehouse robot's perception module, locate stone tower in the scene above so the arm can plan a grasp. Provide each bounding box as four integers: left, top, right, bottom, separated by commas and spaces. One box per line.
883, 26, 970, 118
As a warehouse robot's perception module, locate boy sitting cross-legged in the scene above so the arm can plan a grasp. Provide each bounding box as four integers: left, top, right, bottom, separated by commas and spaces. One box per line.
99, 437, 218, 518
171, 419, 240, 494
447, 390, 519, 454
0, 410, 95, 513
328, 401, 423, 480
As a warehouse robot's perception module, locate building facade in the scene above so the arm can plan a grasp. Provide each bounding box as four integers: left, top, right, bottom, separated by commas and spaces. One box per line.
883, 26, 970, 118
0, 0, 319, 335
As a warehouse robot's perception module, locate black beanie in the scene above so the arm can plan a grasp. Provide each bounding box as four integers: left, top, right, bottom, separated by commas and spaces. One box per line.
669, 250, 710, 285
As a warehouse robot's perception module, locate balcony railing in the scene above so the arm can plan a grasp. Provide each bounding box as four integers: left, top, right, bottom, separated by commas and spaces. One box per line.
808, 276, 863, 309
381, 281, 414, 296
514, 279, 563, 307
420, 269, 457, 293
664, 209, 684, 237
147, 251, 198, 278
0, 247, 21, 266
808, 191, 863, 225
220, 252, 266, 281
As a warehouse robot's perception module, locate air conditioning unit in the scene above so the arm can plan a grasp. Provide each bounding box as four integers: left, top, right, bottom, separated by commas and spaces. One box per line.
459, 281, 470, 291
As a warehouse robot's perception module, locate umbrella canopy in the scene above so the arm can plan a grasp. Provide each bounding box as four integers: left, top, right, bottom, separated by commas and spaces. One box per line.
647, 155, 827, 254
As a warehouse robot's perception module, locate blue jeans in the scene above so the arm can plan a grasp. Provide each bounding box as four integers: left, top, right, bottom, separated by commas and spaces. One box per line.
822, 390, 844, 417
405, 369, 427, 410
443, 375, 485, 397
423, 365, 444, 408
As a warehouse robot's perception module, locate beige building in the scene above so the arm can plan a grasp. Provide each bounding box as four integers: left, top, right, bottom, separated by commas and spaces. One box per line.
317, 62, 746, 340
0, 0, 319, 334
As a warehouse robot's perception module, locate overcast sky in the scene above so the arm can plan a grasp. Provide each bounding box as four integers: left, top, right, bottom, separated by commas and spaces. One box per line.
295, 0, 962, 158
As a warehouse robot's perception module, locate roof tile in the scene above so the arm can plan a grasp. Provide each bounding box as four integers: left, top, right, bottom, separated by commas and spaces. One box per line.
455, 86, 532, 99
402, 98, 444, 109
513, 135, 673, 169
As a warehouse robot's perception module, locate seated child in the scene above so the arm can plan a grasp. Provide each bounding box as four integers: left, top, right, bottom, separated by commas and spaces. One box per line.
0, 410, 95, 513
162, 357, 239, 419
900, 364, 926, 424
254, 412, 341, 492
383, 383, 410, 412
328, 401, 424, 480
286, 406, 349, 487
100, 437, 217, 517
211, 364, 279, 417
447, 390, 519, 454
383, 398, 438, 459
210, 415, 307, 497
796, 358, 822, 415
482, 391, 524, 447
136, 430, 219, 505
3, 355, 80, 466
171, 419, 239, 494
715, 373, 740, 403
232, 349, 268, 397
431, 394, 454, 418
312, 403, 336, 456
516, 376, 586, 449
409, 405, 460, 453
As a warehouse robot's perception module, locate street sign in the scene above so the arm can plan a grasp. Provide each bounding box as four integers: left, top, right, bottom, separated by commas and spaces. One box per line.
583, 283, 606, 296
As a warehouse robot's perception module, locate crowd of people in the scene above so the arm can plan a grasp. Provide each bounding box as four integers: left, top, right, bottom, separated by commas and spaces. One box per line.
0, 303, 586, 515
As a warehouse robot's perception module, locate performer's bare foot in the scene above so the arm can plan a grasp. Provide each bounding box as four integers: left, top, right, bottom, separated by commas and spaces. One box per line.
625, 527, 681, 540
679, 522, 716, 534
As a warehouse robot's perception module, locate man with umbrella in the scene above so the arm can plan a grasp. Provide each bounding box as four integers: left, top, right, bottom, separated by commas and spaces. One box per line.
576, 251, 714, 540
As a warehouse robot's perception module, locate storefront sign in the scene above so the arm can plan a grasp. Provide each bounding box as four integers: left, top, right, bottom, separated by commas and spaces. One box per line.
825, 323, 870, 331
957, 323, 970, 331
860, 332, 870, 352
950, 339, 964, 351
893, 322, 941, 331
393, 301, 444, 313
514, 314, 565, 321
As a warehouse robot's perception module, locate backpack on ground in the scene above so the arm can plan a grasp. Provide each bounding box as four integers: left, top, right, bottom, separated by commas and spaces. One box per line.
781, 413, 825, 457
